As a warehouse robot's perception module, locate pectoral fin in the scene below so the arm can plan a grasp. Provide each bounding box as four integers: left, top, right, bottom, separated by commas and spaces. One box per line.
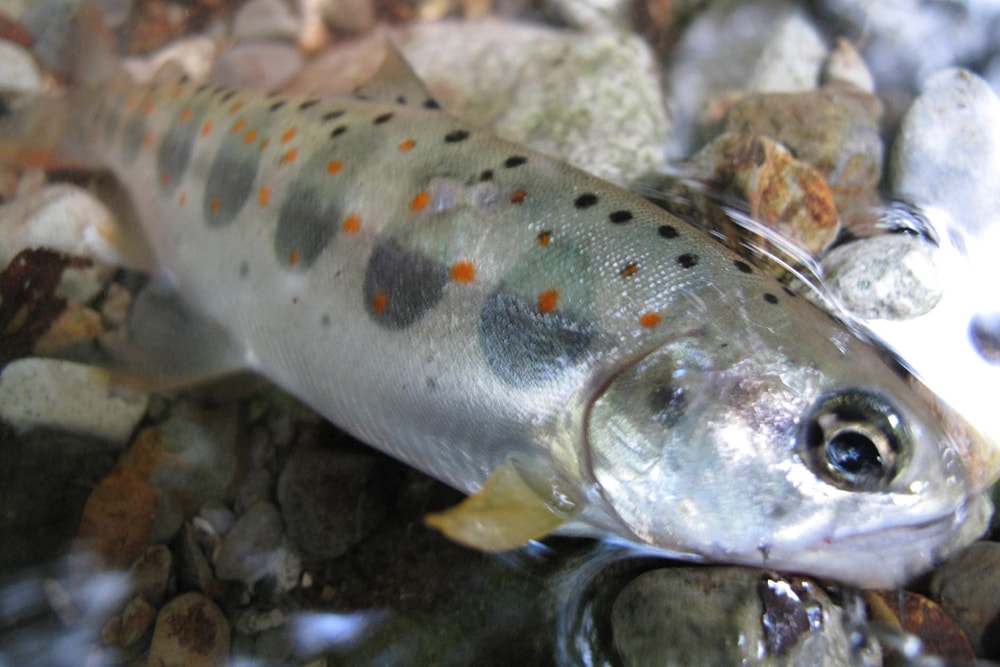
424, 459, 581, 551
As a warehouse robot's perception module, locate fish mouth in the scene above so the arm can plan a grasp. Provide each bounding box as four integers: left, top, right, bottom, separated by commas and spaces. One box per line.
746, 492, 994, 589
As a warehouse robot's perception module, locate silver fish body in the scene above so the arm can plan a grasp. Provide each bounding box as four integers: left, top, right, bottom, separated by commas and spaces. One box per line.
2, 54, 993, 587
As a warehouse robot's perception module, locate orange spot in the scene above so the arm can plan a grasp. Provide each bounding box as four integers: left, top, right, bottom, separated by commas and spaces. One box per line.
342, 215, 361, 234
281, 149, 297, 165
282, 128, 297, 142
511, 189, 527, 204
159, 172, 170, 187
537, 231, 552, 246
639, 312, 662, 328
201, 121, 213, 137
210, 197, 221, 215
178, 191, 187, 206
450, 261, 476, 284
373, 290, 388, 314
538, 290, 559, 315
288, 250, 300, 266
230, 101, 244, 114
258, 185, 271, 207
244, 129, 258, 145
327, 160, 342, 175
410, 191, 430, 212
180, 108, 193, 123
143, 131, 154, 147
620, 263, 638, 278
233, 119, 247, 133
398, 139, 416, 152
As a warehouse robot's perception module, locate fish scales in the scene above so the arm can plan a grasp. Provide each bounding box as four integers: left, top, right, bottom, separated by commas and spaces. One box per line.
1, 38, 994, 588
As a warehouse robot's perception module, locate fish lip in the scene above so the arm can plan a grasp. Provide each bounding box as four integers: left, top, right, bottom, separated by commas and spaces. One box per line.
751, 492, 993, 588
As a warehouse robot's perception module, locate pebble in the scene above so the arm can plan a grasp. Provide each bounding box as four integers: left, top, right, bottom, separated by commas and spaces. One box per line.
232, 0, 301, 42
146, 592, 230, 667
0, 184, 124, 303
129, 544, 173, 607
174, 521, 217, 595
214, 499, 301, 592
77, 466, 159, 567
821, 234, 943, 320
122, 35, 218, 85
0, 357, 148, 445
662, 0, 826, 156
891, 68, 1000, 244
662, 132, 839, 271
611, 567, 878, 666
822, 37, 875, 94
117, 593, 157, 647
0, 38, 39, 91
929, 542, 1000, 658
208, 41, 303, 92
724, 84, 884, 226
290, 19, 669, 185
277, 444, 400, 560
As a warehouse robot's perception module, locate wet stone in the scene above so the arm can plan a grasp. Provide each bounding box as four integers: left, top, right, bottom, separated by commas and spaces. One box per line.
663, 132, 839, 274
723, 85, 884, 226
129, 544, 173, 607
277, 443, 401, 560
611, 567, 875, 667
174, 521, 217, 595
214, 499, 289, 586
146, 592, 230, 667
821, 234, 943, 320
118, 594, 158, 647
929, 542, 1000, 658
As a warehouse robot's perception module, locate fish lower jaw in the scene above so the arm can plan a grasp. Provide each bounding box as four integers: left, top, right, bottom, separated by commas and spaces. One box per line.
735, 494, 994, 589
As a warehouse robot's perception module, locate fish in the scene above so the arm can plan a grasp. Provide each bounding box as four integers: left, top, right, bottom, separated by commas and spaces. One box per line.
0, 4, 994, 589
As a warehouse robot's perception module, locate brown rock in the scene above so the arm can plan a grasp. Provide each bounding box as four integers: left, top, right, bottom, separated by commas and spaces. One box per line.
77, 467, 158, 568
147, 592, 230, 667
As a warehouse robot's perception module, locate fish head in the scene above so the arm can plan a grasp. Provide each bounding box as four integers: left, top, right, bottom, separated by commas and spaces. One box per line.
584, 320, 993, 588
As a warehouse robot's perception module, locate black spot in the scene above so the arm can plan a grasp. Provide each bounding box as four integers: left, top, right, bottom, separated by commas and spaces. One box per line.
969, 313, 1000, 364
195, 83, 209, 95
354, 93, 371, 101
179, 74, 190, 84
210, 86, 227, 97
364, 239, 449, 329
764, 293, 779, 304
423, 98, 441, 110
374, 112, 394, 124
330, 125, 348, 138
320, 313, 331, 327
219, 90, 236, 103
734, 260, 753, 274
269, 100, 286, 112
299, 99, 319, 110
275, 179, 341, 270
239, 261, 249, 279
658, 225, 679, 239
266, 90, 281, 99
504, 156, 528, 168
648, 383, 688, 429
396, 95, 407, 105
479, 170, 494, 182
444, 129, 470, 143
676, 253, 698, 268
608, 210, 633, 224
479, 290, 596, 385
322, 110, 345, 122
574, 193, 599, 209
783, 286, 797, 298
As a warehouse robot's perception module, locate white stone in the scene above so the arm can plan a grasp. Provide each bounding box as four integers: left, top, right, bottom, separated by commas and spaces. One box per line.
0, 39, 41, 93
0, 358, 148, 445
233, 0, 302, 43
122, 36, 218, 85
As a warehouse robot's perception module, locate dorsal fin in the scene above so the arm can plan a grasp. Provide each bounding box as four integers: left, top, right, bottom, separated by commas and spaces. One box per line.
354, 42, 441, 110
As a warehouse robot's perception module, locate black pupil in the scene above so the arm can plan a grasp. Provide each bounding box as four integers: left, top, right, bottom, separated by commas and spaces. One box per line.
827, 430, 883, 476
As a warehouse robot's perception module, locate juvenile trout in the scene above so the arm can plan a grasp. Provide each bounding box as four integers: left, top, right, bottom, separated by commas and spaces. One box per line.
0, 12, 993, 588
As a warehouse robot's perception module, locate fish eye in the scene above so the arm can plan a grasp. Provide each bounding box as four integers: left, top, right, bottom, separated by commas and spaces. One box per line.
801, 391, 909, 491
